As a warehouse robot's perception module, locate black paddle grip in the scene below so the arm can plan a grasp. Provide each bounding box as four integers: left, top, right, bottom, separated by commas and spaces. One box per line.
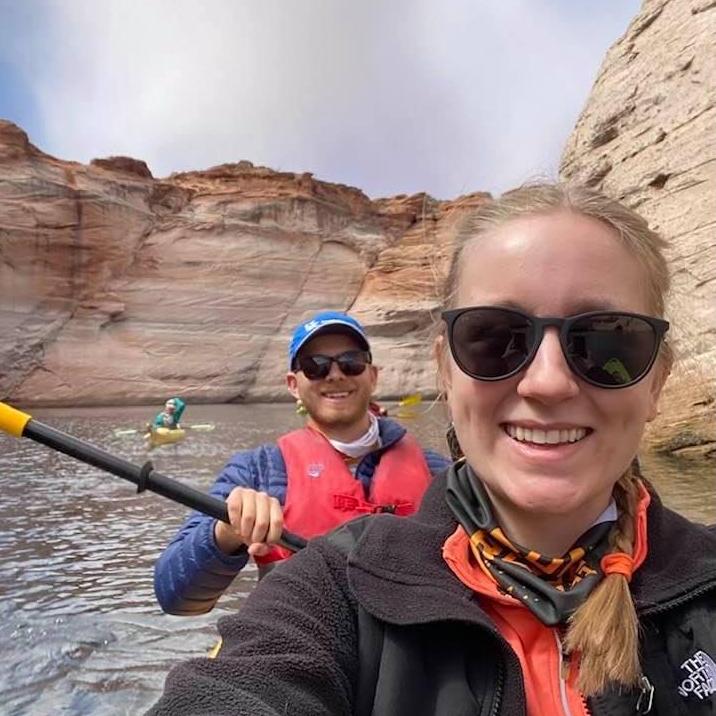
23, 420, 306, 551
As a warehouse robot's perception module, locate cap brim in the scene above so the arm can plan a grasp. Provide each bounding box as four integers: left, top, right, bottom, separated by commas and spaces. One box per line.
311, 324, 369, 349
292, 323, 370, 368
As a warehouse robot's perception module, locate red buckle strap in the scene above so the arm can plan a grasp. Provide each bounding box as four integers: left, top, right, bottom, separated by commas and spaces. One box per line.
333, 494, 414, 515
389, 500, 414, 516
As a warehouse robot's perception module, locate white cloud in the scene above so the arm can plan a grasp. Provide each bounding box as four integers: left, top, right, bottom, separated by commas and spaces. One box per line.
10, 0, 639, 197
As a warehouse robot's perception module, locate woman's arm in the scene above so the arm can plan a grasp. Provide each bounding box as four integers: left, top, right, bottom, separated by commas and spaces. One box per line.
149, 538, 358, 715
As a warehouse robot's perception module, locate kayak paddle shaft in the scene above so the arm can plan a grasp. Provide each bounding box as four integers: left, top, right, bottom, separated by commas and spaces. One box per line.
0, 402, 306, 553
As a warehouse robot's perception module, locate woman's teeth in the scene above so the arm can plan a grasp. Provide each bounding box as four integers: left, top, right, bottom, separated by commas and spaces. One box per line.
505, 425, 587, 445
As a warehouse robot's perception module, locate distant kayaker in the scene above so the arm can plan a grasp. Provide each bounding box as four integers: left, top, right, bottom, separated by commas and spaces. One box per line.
153, 310, 450, 615
150, 183, 716, 716
152, 397, 186, 430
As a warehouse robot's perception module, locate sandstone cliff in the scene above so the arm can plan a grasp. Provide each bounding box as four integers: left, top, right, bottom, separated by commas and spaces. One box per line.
0, 120, 488, 406
560, 0, 715, 455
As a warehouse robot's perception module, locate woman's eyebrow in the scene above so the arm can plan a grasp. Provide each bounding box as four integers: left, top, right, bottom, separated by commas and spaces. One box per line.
567, 299, 623, 313
484, 299, 623, 314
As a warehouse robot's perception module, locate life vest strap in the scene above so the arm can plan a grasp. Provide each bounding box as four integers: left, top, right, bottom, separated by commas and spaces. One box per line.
333, 493, 414, 516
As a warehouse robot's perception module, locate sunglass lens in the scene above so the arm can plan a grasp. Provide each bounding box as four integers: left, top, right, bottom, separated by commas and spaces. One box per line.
300, 356, 331, 380
566, 314, 658, 387
336, 352, 368, 376
298, 351, 369, 380
451, 309, 534, 379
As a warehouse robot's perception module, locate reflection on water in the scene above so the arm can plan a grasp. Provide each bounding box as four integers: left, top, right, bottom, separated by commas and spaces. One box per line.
0, 403, 713, 714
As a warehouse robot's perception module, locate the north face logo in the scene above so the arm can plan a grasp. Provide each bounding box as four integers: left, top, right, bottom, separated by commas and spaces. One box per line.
678, 650, 716, 700
303, 320, 320, 332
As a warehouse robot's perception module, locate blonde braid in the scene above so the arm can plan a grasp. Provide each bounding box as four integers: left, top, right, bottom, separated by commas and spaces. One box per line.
564, 470, 642, 695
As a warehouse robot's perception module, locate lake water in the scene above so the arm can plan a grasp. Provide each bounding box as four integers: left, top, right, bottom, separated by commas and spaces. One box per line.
0, 403, 713, 715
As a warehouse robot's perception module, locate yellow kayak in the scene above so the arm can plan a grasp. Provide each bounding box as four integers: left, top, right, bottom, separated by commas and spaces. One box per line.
144, 427, 186, 449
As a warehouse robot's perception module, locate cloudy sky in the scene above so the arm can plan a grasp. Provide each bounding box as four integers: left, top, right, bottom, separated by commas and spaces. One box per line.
0, 0, 639, 199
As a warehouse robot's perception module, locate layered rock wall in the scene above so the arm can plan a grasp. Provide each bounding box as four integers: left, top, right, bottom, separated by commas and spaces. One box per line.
0, 121, 487, 406
560, 0, 715, 454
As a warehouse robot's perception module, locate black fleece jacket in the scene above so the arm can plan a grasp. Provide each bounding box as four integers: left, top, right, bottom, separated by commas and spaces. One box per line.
148, 469, 716, 715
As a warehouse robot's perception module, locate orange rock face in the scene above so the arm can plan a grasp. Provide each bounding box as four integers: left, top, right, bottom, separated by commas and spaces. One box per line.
0, 121, 486, 407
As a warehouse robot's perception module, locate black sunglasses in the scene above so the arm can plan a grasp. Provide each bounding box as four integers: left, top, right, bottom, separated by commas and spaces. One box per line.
294, 350, 372, 381
441, 306, 669, 389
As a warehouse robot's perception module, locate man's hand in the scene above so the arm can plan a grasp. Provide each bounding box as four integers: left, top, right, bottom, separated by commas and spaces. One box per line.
214, 487, 284, 557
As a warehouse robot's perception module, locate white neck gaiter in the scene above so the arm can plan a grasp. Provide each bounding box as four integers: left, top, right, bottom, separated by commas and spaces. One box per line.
328, 412, 381, 459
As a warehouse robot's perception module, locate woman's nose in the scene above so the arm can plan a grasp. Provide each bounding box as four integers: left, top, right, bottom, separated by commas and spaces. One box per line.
516, 328, 579, 403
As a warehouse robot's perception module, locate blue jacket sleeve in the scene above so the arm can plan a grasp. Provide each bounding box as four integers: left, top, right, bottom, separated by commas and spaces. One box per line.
422, 448, 451, 477
153, 445, 287, 616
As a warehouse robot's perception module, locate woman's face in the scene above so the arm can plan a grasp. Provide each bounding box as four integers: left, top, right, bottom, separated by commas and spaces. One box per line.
438, 210, 667, 526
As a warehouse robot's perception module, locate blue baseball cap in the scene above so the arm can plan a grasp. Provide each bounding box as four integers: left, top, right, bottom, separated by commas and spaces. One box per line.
288, 311, 370, 370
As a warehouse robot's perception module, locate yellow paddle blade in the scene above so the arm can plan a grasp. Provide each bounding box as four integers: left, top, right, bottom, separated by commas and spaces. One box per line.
398, 393, 422, 408
207, 638, 223, 659
395, 393, 423, 420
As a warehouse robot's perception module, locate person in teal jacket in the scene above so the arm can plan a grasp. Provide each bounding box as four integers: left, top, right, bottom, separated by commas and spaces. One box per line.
153, 397, 186, 429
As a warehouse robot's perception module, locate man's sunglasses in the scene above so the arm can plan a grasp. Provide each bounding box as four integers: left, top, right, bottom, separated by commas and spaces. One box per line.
441, 307, 669, 389
294, 350, 372, 381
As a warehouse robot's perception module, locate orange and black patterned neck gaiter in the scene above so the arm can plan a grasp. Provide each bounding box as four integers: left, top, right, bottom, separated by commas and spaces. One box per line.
445, 461, 615, 626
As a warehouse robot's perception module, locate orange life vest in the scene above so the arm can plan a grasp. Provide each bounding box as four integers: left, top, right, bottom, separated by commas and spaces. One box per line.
254, 426, 431, 565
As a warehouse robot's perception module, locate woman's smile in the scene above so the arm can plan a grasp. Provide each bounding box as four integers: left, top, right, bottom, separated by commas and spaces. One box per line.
502, 423, 590, 445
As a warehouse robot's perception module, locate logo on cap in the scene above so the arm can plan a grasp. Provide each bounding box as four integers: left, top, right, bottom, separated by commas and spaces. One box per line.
288, 311, 370, 370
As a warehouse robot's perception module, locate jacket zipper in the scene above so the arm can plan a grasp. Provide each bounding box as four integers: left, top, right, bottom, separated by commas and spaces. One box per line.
555, 630, 575, 716
580, 693, 590, 714
464, 593, 524, 716
488, 655, 504, 716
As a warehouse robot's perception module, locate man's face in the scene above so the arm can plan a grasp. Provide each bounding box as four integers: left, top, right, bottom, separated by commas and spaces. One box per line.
165, 401, 176, 413
286, 332, 378, 438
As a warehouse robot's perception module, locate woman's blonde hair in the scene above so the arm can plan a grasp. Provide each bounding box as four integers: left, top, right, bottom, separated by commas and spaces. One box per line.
442, 182, 671, 695
444, 182, 670, 316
